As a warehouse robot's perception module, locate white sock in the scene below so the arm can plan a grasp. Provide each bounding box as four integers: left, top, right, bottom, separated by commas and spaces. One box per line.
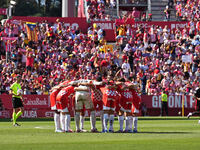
75, 112, 80, 131
133, 117, 138, 131
118, 115, 124, 131
109, 114, 114, 131
103, 113, 109, 131
90, 111, 96, 130
66, 114, 71, 131
80, 115, 84, 130
128, 116, 133, 131
60, 113, 66, 131
54, 113, 61, 131
125, 117, 129, 131
100, 111, 104, 131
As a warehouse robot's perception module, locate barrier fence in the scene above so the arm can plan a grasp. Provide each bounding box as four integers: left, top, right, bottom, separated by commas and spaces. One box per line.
10, 16, 190, 42
0, 95, 195, 118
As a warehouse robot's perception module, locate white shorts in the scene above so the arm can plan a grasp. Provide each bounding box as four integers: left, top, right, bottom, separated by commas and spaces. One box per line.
57, 107, 69, 113
75, 91, 93, 110
103, 105, 115, 111
133, 108, 139, 114
75, 91, 91, 102
51, 105, 57, 110
120, 107, 131, 113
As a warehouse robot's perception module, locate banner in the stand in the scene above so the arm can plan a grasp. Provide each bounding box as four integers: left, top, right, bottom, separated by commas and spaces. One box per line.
141, 95, 195, 116
0, 95, 196, 118
0, 95, 50, 110
91, 21, 189, 41
8, 16, 190, 41
11, 16, 88, 33
0, 8, 7, 15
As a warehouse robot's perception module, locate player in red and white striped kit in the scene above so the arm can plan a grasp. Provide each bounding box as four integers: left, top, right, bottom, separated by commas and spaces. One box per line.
50, 81, 69, 132
56, 85, 75, 132
116, 78, 135, 133
100, 75, 120, 133
91, 76, 105, 132
131, 88, 141, 133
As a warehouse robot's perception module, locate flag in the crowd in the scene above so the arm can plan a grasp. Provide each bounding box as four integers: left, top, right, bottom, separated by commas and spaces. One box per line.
1, 37, 18, 52
25, 22, 38, 42
0, 8, 7, 15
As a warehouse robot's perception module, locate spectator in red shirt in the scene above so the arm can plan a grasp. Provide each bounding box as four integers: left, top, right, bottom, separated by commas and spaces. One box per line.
26, 52, 34, 73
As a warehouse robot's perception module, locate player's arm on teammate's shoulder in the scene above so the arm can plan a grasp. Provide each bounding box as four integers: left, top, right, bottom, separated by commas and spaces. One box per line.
115, 81, 123, 85
74, 86, 89, 91
127, 83, 136, 89
50, 85, 60, 92
79, 81, 93, 86
106, 85, 117, 89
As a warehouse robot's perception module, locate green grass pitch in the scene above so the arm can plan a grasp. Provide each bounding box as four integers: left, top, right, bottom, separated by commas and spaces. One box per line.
0, 117, 200, 150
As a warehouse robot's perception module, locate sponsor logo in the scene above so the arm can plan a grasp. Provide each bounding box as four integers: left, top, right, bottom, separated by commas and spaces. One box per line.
21, 110, 37, 118
152, 95, 195, 108
171, 23, 188, 30
23, 97, 48, 106
96, 23, 115, 30
0, 110, 10, 118
134, 23, 149, 29
45, 111, 54, 117
63, 23, 79, 30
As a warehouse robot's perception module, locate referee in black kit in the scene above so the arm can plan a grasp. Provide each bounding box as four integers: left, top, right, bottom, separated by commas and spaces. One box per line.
187, 87, 200, 123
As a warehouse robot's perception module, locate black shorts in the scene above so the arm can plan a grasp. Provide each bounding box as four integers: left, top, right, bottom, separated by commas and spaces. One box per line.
26, 66, 32, 71
12, 97, 23, 108
195, 100, 200, 111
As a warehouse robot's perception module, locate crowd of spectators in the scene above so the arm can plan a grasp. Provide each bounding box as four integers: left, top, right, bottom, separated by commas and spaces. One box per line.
0, 19, 122, 95
85, 0, 147, 21
175, 0, 200, 21
116, 22, 200, 95
86, 0, 115, 21
119, 0, 147, 5
0, 0, 200, 96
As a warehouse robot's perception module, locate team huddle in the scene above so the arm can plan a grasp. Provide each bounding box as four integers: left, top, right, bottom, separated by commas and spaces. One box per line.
50, 75, 141, 133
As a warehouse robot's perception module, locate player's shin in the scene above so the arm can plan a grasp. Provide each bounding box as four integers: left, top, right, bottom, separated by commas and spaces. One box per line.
128, 116, 133, 131
118, 115, 124, 131
125, 116, 129, 131
109, 114, 114, 132
100, 110, 104, 131
60, 113, 66, 131
80, 115, 85, 130
54, 112, 61, 132
90, 111, 96, 130
12, 112, 17, 124
16, 111, 22, 120
133, 116, 138, 132
103, 113, 109, 132
75, 112, 81, 131
66, 114, 71, 131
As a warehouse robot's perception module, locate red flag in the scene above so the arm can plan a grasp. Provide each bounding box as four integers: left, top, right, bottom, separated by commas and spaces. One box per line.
0, 8, 7, 15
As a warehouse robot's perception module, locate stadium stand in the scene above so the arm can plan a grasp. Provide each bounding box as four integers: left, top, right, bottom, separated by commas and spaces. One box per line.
175, 0, 200, 21
0, 0, 200, 96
